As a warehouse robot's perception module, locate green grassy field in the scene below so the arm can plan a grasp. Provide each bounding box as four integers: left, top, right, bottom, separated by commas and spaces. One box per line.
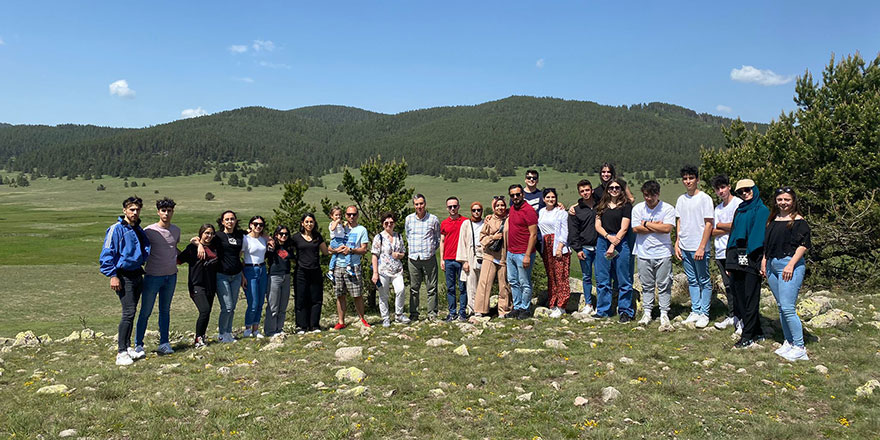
5, 170, 877, 439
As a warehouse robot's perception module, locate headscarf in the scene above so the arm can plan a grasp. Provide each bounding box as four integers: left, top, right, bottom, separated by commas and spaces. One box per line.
727, 184, 769, 253
470, 201, 484, 222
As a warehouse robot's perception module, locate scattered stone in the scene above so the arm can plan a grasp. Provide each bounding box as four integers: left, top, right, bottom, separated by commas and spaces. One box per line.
453, 344, 470, 356
867, 321, 880, 330
36, 384, 69, 394
550, 381, 560, 391
38, 334, 53, 344
217, 366, 231, 375
304, 340, 323, 349
619, 357, 634, 365
564, 370, 579, 376
761, 379, 775, 386
809, 309, 855, 328
58, 429, 77, 438
335, 346, 364, 362
383, 389, 396, 397
736, 368, 747, 374
755, 361, 766, 368
13, 331, 41, 347
574, 396, 589, 406
59, 331, 81, 343
269, 333, 288, 343
429, 388, 445, 397
336, 367, 366, 383
856, 379, 880, 397
533, 307, 551, 318
701, 358, 717, 367
543, 339, 568, 350
796, 296, 833, 320
814, 365, 829, 375
601, 386, 620, 402
259, 341, 285, 351
338, 386, 368, 396
513, 348, 545, 354
516, 392, 533, 402
425, 338, 453, 347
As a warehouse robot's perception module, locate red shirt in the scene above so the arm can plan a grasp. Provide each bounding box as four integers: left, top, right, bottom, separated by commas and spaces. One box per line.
507, 202, 538, 254
440, 216, 466, 260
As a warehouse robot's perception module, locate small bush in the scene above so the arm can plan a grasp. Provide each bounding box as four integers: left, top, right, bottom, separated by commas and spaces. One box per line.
205, 192, 215, 201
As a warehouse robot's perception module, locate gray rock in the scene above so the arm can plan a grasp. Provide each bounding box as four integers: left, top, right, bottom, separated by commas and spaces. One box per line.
304, 340, 323, 349
516, 392, 532, 402
574, 396, 589, 406
453, 344, 469, 356
429, 388, 445, 397
58, 429, 77, 438
814, 365, 829, 374
335, 367, 366, 383
36, 384, 69, 394
335, 346, 364, 362
425, 338, 453, 347
856, 379, 880, 397
13, 331, 41, 347
601, 386, 620, 402
797, 296, 833, 320
533, 307, 551, 318
543, 339, 568, 350
619, 357, 634, 365
809, 309, 855, 328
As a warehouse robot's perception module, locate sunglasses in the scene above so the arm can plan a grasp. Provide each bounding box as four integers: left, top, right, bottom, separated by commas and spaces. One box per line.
525, 176, 537, 181
471, 208, 482, 212
509, 192, 523, 198
383, 220, 395, 225
736, 188, 752, 196
251, 222, 264, 228
775, 186, 794, 196
447, 205, 459, 209
346, 212, 358, 217
277, 232, 289, 237
607, 186, 622, 191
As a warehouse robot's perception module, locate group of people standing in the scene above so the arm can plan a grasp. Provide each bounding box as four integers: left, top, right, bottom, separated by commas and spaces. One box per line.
99, 164, 812, 366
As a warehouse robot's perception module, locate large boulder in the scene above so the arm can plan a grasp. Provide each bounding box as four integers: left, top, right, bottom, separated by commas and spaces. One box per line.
335, 346, 364, 362
13, 331, 41, 347
335, 367, 366, 383
670, 273, 691, 306
808, 309, 854, 329
796, 296, 833, 320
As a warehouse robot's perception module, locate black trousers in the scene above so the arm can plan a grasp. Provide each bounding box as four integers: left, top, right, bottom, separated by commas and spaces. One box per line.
191, 286, 215, 339
116, 272, 143, 352
295, 267, 324, 331
731, 269, 763, 341
715, 259, 737, 318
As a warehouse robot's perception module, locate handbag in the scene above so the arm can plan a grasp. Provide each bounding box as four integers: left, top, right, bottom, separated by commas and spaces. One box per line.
486, 221, 504, 253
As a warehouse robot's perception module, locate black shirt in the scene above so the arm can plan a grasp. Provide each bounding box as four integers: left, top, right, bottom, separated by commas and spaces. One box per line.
291, 232, 324, 271
568, 197, 598, 249
215, 229, 245, 275
266, 243, 295, 275
599, 202, 632, 235
764, 219, 811, 260
177, 243, 218, 295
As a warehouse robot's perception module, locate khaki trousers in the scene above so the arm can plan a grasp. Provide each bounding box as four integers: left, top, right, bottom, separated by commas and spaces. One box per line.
474, 260, 512, 316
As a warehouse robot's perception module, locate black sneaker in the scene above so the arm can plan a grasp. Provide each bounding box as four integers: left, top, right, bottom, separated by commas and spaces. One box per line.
619, 314, 633, 324
503, 310, 519, 319
458, 315, 469, 322
733, 338, 755, 349
516, 309, 530, 320
444, 314, 458, 322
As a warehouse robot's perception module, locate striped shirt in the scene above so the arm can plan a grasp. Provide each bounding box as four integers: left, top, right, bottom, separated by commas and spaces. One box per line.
405, 212, 440, 260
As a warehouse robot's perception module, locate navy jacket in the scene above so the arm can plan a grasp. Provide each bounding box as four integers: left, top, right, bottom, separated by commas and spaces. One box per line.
99, 216, 151, 277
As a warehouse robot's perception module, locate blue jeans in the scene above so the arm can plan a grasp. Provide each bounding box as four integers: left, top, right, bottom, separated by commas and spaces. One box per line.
136, 273, 177, 346
506, 252, 535, 312
578, 246, 597, 306
243, 264, 268, 327
595, 237, 633, 317
767, 257, 806, 347
216, 272, 242, 334
329, 237, 350, 271
681, 250, 712, 315
444, 259, 467, 317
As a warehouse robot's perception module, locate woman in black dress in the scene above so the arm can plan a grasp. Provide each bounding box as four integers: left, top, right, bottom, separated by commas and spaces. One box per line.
289, 213, 330, 333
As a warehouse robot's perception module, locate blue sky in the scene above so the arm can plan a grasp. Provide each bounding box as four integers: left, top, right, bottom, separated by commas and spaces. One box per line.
1, 1, 878, 127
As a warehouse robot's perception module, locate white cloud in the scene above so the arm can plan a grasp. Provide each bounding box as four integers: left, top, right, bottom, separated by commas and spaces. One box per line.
258, 60, 291, 69
181, 107, 208, 119
716, 104, 733, 114
228, 44, 248, 54
252, 40, 275, 52
108, 79, 136, 98
536, 58, 545, 69
233, 77, 254, 83
0, 37, 5, 45
730, 65, 793, 86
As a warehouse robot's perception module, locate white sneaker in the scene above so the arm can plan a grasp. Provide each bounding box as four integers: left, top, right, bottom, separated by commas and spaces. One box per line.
396, 315, 411, 324
774, 341, 793, 356
734, 318, 743, 336
684, 313, 700, 324
549, 307, 563, 319
243, 329, 253, 338
659, 312, 670, 327
695, 314, 710, 328
714, 316, 735, 330
310, 329, 321, 334
156, 343, 174, 355
296, 330, 306, 335
253, 331, 265, 339
580, 304, 595, 315
782, 345, 809, 361
116, 351, 134, 366
128, 345, 146, 360
382, 319, 391, 328
638, 312, 652, 325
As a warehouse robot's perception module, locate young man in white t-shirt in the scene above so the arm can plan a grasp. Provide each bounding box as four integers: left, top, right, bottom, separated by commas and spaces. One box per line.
710, 174, 743, 332
631, 180, 676, 328
674, 165, 715, 328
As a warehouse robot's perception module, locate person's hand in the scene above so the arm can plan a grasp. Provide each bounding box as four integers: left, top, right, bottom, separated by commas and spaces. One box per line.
392, 251, 403, 259
577, 250, 586, 261
241, 277, 247, 289
557, 201, 566, 210
568, 206, 576, 216
606, 244, 616, 259
440, 260, 446, 271
197, 243, 206, 259
110, 276, 121, 291
695, 248, 705, 260
674, 243, 682, 261
608, 234, 621, 246
371, 273, 379, 285
782, 262, 795, 281
341, 246, 351, 255
760, 258, 767, 278
463, 262, 470, 273
522, 254, 531, 269
494, 232, 503, 240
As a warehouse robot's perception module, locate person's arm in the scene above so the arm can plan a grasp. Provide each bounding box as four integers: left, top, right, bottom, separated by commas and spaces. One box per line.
99, 224, 122, 290
674, 218, 683, 260
319, 241, 330, 256
555, 213, 569, 256
712, 220, 733, 237
351, 230, 369, 256
439, 224, 446, 271
456, 222, 470, 272
523, 224, 538, 268
632, 207, 649, 234
371, 253, 380, 284
695, 218, 713, 260
595, 214, 608, 242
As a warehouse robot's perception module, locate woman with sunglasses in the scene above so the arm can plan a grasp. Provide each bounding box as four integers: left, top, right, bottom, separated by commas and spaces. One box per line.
594, 178, 635, 322
726, 179, 769, 349
264, 225, 295, 336
538, 188, 571, 318
290, 213, 330, 333
211, 210, 245, 342
241, 216, 272, 338
456, 202, 485, 317
371, 212, 407, 327
474, 196, 512, 317
763, 187, 811, 361
178, 224, 219, 348
593, 162, 635, 204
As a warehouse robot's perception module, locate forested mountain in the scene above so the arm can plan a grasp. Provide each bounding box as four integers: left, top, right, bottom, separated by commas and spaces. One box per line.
0, 96, 764, 184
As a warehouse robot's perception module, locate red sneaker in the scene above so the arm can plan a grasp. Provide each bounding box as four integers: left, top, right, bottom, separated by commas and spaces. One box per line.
360, 318, 371, 328
333, 323, 346, 330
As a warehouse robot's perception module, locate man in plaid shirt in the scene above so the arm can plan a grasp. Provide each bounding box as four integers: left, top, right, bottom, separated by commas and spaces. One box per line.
405, 193, 441, 320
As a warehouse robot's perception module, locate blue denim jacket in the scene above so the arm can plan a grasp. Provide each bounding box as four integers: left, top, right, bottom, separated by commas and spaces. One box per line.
99, 216, 151, 277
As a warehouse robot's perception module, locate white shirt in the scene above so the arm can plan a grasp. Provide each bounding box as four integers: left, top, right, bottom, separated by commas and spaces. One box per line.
675, 191, 715, 252
714, 197, 742, 259
242, 235, 268, 264
537, 206, 570, 256
631, 201, 676, 259
329, 223, 346, 239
